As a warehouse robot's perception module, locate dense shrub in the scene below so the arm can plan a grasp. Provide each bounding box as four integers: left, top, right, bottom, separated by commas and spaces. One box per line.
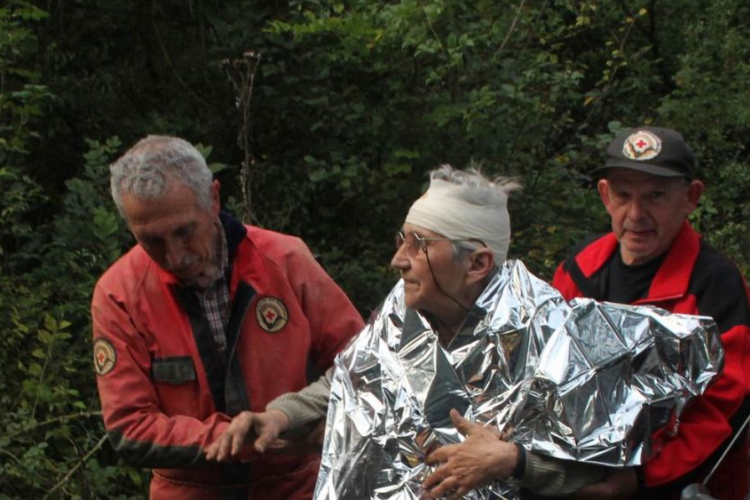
1, 0, 748, 497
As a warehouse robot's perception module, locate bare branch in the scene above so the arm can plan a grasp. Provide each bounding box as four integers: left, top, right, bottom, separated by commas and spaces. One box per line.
42, 434, 108, 500
5, 411, 103, 441
223, 51, 262, 225
419, 1, 446, 55
499, 0, 528, 53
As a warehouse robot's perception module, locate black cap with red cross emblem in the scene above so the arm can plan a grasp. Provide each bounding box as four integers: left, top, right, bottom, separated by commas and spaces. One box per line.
593, 126, 696, 179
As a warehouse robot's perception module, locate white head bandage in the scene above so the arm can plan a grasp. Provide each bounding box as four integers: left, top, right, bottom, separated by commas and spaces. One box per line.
405, 178, 513, 265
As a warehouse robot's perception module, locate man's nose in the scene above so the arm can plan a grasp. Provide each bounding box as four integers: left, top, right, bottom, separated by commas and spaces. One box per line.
627, 198, 647, 220
165, 239, 186, 269
390, 244, 410, 270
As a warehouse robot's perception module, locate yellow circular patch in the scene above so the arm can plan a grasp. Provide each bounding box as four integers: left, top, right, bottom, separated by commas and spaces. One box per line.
256, 297, 289, 333
93, 338, 117, 376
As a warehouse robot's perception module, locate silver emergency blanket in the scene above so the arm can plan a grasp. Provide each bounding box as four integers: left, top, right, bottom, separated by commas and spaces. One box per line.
314, 260, 723, 500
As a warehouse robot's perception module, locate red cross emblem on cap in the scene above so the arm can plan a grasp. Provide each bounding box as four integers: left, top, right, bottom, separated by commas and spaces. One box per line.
623, 130, 662, 160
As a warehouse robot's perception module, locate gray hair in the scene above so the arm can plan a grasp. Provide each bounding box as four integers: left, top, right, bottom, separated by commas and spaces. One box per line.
428, 164, 521, 261
429, 163, 521, 192
110, 135, 213, 217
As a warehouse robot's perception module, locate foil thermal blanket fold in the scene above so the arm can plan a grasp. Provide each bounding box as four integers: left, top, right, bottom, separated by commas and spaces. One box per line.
314, 260, 723, 500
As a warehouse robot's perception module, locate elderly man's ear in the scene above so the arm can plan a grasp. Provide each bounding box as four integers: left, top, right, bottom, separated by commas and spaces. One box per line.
466, 248, 496, 284
685, 180, 705, 215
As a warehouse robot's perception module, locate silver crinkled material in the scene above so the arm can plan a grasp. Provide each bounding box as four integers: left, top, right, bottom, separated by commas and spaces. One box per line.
314, 260, 723, 500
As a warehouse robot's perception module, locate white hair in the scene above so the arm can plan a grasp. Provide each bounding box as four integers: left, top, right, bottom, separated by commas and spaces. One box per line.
406, 164, 521, 265
429, 163, 521, 194
110, 135, 213, 217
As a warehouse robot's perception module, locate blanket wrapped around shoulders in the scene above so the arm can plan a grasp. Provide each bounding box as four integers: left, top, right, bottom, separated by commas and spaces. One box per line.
314, 260, 723, 500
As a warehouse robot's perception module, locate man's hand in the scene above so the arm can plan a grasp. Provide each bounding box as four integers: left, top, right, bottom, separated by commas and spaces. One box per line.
268, 418, 327, 454
205, 409, 290, 462
421, 409, 518, 499
575, 468, 637, 500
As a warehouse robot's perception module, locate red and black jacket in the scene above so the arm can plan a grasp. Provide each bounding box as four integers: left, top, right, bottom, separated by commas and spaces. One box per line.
92, 213, 364, 500
553, 221, 750, 500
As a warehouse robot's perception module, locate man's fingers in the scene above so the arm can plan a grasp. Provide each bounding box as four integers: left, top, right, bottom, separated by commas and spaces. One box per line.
216, 435, 232, 462
499, 425, 514, 440
254, 428, 277, 453
230, 426, 246, 457
425, 475, 459, 499
424, 444, 455, 465
422, 464, 447, 490
449, 486, 470, 500
448, 408, 478, 436
205, 441, 218, 460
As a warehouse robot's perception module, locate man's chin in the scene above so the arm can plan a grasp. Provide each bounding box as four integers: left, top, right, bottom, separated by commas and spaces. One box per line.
184, 264, 223, 289
165, 267, 202, 285
621, 245, 660, 265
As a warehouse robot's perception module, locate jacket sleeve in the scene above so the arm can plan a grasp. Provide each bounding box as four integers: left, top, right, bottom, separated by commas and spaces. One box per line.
92, 281, 238, 468
551, 261, 583, 301
286, 239, 365, 369
521, 452, 607, 496
266, 368, 333, 430
641, 264, 750, 493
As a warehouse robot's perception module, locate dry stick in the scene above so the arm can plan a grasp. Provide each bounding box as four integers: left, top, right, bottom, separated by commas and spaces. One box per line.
0, 446, 25, 468
498, 0, 531, 169
224, 52, 261, 225
5, 411, 103, 442
498, 0, 528, 53
41, 434, 108, 500
420, 1, 446, 55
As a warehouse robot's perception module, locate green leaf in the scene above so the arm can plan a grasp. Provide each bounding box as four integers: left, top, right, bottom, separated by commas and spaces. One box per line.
43, 315, 56, 332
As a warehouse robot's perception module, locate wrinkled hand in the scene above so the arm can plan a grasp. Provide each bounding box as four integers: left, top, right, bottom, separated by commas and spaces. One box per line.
421, 409, 518, 499
205, 409, 290, 462
575, 468, 637, 500
269, 418, 327, 454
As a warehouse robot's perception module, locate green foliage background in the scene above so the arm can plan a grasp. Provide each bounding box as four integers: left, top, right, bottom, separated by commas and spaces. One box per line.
1, 0, 748, 497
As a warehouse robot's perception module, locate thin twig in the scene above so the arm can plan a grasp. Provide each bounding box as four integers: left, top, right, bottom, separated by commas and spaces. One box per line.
223, 51, 262, 225
5, 411, 103, 441
41, 434, 108, 500
420, 1, 446, 55
499, 0, 528, 53
0, 446, 25, 468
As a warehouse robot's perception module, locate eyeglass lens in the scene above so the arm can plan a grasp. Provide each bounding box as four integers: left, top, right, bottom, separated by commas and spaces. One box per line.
395, 231, 422, 257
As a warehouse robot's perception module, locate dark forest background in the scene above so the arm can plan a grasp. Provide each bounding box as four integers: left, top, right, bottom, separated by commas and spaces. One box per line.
1, 0, 749, 497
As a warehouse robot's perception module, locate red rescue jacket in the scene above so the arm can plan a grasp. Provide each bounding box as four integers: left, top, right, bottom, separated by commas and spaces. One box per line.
92, 213, 364, 500
553, 221, 750, 500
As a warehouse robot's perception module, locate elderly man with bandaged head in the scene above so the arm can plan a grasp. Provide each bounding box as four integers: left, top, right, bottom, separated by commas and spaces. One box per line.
205, 165, 531, 457
207, 165, 721, 500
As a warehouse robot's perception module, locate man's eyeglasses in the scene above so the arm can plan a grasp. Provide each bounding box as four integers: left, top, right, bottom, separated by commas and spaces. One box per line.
394, 230, 486, 257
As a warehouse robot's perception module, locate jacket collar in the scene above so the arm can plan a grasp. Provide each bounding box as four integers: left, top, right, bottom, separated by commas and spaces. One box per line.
575, 221, 700, 303
641, 221, 699, 303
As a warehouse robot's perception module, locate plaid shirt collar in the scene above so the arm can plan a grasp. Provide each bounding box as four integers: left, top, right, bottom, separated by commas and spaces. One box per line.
192, 219, 231, 360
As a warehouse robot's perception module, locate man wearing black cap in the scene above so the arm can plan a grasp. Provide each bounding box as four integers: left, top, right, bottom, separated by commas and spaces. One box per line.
553, 127, 750, 499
